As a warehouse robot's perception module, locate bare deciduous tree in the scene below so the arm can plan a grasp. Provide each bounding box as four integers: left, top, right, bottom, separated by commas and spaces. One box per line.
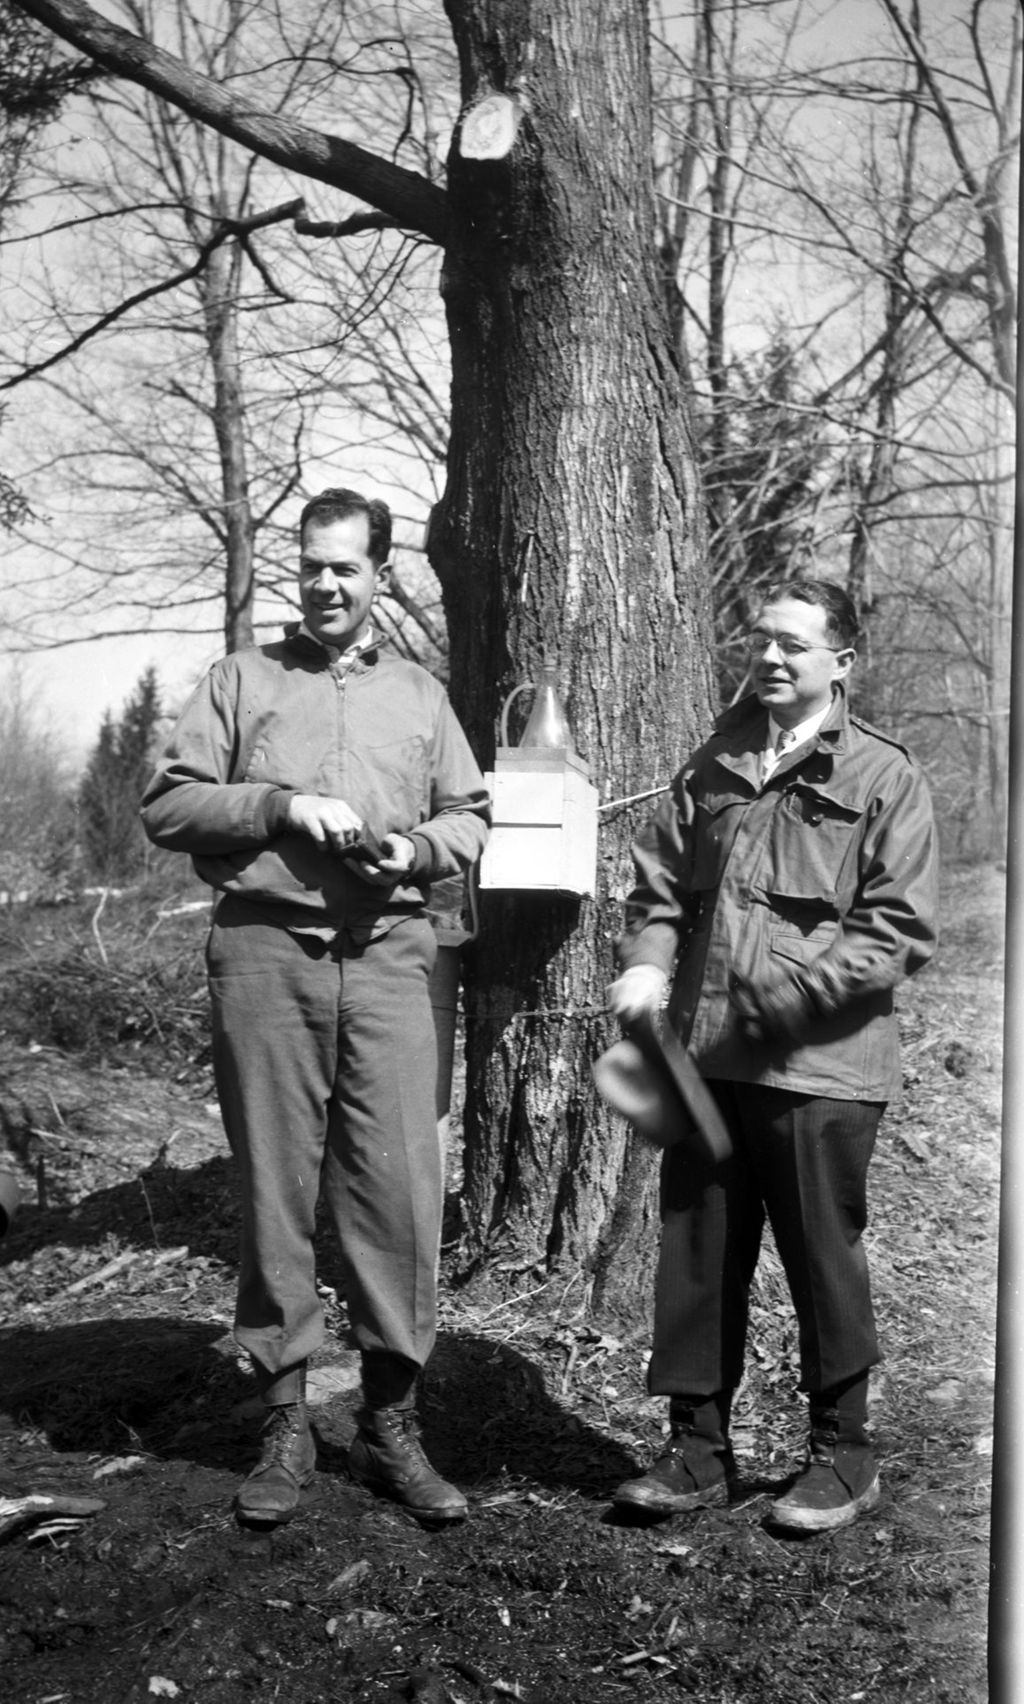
2, 0, 455, 658
653, 0, 1018, 852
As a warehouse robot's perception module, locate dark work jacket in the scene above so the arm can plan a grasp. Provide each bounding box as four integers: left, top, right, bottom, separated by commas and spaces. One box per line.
618, 687, 938, 1101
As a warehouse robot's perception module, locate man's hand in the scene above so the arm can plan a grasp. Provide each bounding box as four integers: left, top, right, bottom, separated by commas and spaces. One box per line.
731, 967, 821, 1045
286, 797, 416, 886
607, 964, 669, 1026
345, 833, 417, 887
287, 793, 364, 851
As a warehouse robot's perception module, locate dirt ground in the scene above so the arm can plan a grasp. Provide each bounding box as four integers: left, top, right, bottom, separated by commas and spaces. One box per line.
0, 864, 1002, 1703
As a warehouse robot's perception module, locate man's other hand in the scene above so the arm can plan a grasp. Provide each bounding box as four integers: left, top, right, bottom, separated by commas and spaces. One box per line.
731, 968, 817, 1044
607, 964, 669, 1026
346, 833, 416, 887
287, 793, 364, 850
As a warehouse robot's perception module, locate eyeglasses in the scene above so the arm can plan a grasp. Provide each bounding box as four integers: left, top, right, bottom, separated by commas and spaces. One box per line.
744, 630, 846, 658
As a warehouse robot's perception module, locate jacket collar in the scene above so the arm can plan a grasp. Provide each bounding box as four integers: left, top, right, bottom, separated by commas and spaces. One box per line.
709, 685, 850, 789
714, 683, 849, 750
284, 622, 385, 668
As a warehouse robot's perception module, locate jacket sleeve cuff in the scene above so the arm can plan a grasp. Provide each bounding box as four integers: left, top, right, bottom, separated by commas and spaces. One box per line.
617, 922, 679, 977
406, 831, 436, 878
798, 957, 845, 1016
256, 787, 298, 840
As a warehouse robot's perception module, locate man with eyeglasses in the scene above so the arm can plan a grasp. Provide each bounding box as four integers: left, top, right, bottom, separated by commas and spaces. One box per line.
607, 578, 937, 1532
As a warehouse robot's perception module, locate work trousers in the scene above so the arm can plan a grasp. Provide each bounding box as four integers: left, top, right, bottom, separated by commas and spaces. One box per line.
648, 1081, 884, 1398
207, 896, 442, 1379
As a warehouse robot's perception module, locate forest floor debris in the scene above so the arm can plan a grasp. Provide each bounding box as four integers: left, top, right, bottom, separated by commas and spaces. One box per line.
0, 864, 1003, 1702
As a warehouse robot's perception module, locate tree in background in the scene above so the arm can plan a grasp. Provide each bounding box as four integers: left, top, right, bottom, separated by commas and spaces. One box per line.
2, 0, 454, 660
653, 0, 1018, 854
0, 668, 76, 897
0, 0, 93, 528
0, 0, 97, 238
78, 665, 160, 882
699, 334, 832, 702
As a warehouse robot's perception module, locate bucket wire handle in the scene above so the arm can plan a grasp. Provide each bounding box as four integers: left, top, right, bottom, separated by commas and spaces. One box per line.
499, 680, 535, 749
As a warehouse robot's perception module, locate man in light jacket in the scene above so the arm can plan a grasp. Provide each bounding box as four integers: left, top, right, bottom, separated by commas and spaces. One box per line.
608, 578, 937, 1532
142, 487, 490, 1527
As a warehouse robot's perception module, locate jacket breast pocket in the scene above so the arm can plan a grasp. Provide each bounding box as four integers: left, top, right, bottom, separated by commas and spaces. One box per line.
767, 785, 863, 905
769, 913, 839, 963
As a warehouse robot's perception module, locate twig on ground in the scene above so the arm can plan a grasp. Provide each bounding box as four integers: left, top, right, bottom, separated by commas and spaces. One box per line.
90, 890, 109, 966
65, 1250, 139, 1296
0, 1493, 106, 1542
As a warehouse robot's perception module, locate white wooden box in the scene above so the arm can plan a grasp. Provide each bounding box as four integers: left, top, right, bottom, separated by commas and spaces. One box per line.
480, 749, 598, 897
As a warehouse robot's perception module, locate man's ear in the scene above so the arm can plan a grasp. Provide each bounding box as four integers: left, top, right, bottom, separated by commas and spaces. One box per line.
375, 558, 392, 588
833, 647, 856, 683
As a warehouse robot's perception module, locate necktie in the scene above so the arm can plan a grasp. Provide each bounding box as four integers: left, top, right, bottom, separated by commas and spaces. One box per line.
762, 728, 796, 783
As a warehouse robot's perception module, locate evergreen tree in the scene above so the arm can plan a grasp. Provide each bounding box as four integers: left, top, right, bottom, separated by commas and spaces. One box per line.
79, 667, 161, 882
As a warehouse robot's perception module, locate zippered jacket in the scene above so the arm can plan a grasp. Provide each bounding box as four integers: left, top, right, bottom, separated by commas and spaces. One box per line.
618, 687, 938, 1101
140, 630, 490, 935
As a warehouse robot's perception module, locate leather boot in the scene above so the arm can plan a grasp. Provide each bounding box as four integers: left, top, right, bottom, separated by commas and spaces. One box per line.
612, 1393, 735, 1516
349, 1400, 467, 1523
235, 1362, 316, 1525
769, 1372, 880, 1533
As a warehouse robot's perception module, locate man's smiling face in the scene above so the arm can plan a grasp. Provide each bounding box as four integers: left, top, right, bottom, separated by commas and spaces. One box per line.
298, 515, 388, 652
750, 594, 855, 728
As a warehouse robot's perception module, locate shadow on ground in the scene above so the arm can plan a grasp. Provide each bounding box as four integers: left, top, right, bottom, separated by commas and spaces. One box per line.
0, 1318, 636, 1500
0, 1154, 242, 1270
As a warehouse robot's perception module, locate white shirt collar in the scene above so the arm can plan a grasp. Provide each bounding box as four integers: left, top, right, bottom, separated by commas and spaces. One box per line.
765, 700, 832, 753
297, 622, 380, 663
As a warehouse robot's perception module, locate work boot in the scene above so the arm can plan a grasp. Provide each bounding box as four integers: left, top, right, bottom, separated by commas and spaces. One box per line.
235, 1362, 316, 1525
769, 1373, 880, 1533
348, 1401, 467, 1523
612, 1393, 735, 1516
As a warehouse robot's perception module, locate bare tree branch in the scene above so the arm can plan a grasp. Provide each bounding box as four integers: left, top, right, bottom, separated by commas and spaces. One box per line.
294, 211, 399, 239
1, 194, 307, 391
10, 0, 449, 243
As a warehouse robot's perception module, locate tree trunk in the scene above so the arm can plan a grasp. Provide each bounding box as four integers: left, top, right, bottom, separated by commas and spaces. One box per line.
978, 32, 1018, 857
431, 0, 714, 1322
199, 237, 256, 654
984, 393, 1013, 857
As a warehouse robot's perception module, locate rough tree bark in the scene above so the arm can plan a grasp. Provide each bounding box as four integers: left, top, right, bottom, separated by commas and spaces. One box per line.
431, 0, 714, 1316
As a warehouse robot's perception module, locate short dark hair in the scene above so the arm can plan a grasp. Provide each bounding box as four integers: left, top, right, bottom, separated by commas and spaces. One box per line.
298, 487, 392, 565
761, 577, 860, 649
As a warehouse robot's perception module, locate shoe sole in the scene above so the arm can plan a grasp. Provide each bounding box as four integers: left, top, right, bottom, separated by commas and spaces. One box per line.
768, 1473, 881, 1533
611, 1476, 730, 1517
235, 1500, 304, 1525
